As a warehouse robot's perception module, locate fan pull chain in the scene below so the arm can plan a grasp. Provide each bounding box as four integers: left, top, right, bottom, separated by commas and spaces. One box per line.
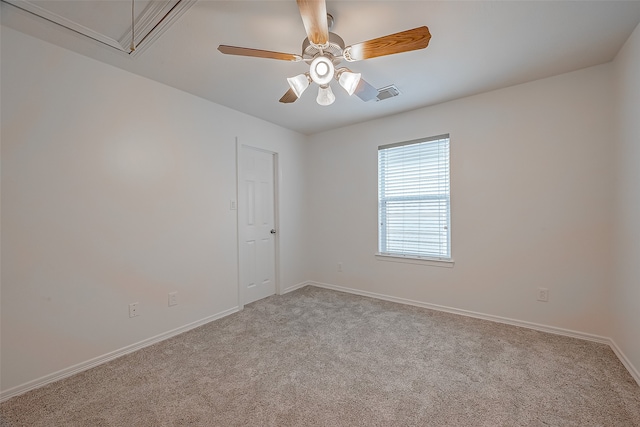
130, 0, 136, 52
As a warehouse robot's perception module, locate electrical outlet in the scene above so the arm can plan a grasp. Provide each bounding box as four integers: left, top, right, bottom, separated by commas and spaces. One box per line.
338, 262, 343, 272
129, 302, 139, 317
537, 288, 549, 302
168, 292, 178, 307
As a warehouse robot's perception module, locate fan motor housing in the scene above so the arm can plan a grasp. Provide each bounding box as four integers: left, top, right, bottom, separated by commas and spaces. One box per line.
302, 32, 345, 64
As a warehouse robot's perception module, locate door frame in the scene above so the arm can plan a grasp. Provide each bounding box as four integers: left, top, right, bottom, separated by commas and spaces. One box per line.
235, 139, 281, 309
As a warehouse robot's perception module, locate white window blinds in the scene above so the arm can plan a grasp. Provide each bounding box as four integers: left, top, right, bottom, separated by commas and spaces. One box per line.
378, 135, 451, 259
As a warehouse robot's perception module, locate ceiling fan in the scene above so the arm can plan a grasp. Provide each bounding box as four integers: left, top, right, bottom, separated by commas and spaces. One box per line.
217, 0, 431, 106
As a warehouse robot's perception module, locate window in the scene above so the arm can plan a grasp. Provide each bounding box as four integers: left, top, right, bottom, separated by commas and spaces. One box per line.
378, 135, 451, 260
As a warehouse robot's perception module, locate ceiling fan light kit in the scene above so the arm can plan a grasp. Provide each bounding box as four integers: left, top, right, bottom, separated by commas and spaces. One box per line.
287, 73, 312, 98
217, 0, 431, 106
309, 56, 335, 86
316, 85, 336, 106
337, 68, 362, 96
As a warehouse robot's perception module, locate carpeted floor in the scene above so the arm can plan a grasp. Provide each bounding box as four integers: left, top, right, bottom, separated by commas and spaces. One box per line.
1, 286, 639, 426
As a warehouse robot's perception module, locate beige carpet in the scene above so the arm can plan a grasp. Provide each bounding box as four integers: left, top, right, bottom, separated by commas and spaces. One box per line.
1, 286, 639, 426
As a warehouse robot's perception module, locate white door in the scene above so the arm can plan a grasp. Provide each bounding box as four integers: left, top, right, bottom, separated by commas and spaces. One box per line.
238, 145, 277, 305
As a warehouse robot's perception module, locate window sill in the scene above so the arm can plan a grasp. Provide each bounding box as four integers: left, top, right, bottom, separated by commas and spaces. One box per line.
375, 253, 455, 268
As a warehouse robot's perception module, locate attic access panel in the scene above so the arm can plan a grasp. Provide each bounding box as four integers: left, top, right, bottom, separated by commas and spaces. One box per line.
3, 0, 194, 56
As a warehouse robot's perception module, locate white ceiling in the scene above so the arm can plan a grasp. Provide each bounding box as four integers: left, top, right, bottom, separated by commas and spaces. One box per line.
3, 0, 640, 135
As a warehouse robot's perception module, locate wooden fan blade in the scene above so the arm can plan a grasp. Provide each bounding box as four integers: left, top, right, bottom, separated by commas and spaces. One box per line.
279, 88, 299, 104
345, 26, 431, 62
218, 45, 301, 62
354, 78, 378, 102
297, 0, 329, 46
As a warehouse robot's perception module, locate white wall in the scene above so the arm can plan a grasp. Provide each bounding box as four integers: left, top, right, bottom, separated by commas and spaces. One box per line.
0, 26, 309, 393
613, 22, 640, 379
307, 64, 615, 338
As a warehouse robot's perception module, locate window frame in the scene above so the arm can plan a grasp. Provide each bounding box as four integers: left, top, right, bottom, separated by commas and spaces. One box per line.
376, 134, 454, 267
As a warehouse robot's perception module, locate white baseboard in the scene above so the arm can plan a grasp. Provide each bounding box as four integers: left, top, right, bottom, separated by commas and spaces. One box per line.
609, 339, 640, 386
0, 306, 240, 403
308, 281, 639, 385
280, 280, 312, 295
4, 282, 638, 402
308, 281, 610, 343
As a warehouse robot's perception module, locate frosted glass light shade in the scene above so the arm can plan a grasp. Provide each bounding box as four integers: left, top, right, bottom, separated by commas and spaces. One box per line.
316, 85, 335, 106
309, 56, 334, 86
287, 74, 310, 98
338, 70, 361, 96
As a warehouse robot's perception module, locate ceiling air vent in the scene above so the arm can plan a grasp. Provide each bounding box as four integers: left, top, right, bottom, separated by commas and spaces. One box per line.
376, 85, 401, 101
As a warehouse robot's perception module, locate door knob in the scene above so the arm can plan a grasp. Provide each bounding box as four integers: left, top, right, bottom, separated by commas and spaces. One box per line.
270, 229, 276, 234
